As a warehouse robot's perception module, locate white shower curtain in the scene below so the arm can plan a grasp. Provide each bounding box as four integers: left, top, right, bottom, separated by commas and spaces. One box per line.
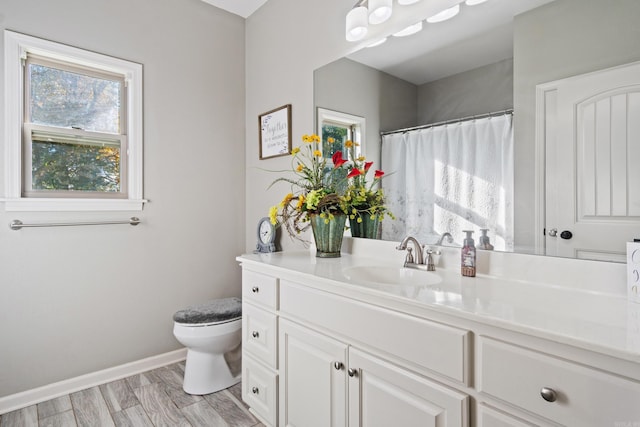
381, 114, 514, 251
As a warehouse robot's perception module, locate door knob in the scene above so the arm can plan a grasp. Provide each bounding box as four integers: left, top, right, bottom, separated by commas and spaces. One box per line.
560, 230, 573, 240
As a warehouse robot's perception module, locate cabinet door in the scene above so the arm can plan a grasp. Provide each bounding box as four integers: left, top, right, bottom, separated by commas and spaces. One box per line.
348, 348, 469, 427
279, 319, 348, 427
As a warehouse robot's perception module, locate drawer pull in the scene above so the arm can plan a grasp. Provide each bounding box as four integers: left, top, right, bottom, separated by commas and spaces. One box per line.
334, 361, 344, 370
252, 386, 259, 394
251, 286, 259, 293
252, 331, 260, 338
540, 387, 557, 402
348, 368, 358, 378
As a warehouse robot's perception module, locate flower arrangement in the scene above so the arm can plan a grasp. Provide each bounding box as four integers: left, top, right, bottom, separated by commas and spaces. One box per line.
339, 140, 394, 234
268, 134, 348, 240
268, 133, 391, 245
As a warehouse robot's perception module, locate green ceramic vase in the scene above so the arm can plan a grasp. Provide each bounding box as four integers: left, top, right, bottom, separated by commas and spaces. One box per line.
349, 212, 381, 239
309, 213, 346, 258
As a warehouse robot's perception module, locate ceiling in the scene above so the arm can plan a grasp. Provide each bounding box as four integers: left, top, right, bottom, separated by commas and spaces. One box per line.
200, 0, 269, 18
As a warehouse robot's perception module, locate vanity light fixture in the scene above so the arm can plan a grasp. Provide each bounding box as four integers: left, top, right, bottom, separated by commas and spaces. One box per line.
368, 0, 393, 24
465, 0, 488, 5
367, 37, 388, 47
346, 2, 369, 42
393, 21, 423, 37
397, 0, 421, 5
426, 4, 460, 23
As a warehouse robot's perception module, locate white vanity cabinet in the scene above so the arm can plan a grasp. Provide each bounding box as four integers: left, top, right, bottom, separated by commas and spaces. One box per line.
278, 318, 468, 427
241, 270, 279, 426
238, 255, 640, 427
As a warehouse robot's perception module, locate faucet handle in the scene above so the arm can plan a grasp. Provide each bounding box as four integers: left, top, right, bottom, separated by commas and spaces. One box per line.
426, 248, 441, 256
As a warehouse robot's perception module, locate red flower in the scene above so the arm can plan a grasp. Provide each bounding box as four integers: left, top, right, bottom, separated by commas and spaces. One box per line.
364, 161, 374, 172
374, 170, 384, 179
347, 168, 362, 178
332, 151, 347, 168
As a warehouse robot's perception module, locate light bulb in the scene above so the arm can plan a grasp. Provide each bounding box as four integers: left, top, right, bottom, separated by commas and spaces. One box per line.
346, 6, 368, 42
465, 0, 488, 5
426, 4, 460, 23
393, 21, 423, 37
369, 0, 393, 25
398, 0, 421, 4
367, 38, 387, 48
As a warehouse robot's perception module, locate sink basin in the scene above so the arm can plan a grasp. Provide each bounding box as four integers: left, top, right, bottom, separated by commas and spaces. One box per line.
343, 265, 442, 287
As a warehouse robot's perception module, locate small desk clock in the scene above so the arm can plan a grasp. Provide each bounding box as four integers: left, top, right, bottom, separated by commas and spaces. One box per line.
256, 217, 277, 253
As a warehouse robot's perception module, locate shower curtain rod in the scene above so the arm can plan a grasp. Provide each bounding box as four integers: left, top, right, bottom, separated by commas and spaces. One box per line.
380, 108, 514, 136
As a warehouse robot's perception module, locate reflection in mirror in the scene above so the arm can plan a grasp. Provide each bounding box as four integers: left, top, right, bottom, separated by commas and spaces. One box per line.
314, 0, 640, 262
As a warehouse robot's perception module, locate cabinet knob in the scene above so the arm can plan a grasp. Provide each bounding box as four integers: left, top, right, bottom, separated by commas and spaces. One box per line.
252, 387, 259, 394
540, 387, 557, 402
333, 361, 344, 370
251, 286, 259, 293
348, 368, 358, 377
252, 331, 259, 338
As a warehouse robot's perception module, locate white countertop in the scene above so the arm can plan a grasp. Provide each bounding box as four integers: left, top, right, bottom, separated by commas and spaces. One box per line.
237, 248, 640, 365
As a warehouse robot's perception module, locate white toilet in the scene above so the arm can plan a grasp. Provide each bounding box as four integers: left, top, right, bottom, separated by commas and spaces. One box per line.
173, 297, 242, 395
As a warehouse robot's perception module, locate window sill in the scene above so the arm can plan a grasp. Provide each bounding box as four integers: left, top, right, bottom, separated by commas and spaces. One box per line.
1, 198, 147, 212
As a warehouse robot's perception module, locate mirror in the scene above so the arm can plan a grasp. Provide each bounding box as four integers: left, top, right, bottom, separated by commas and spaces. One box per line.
314, 0, 640, 261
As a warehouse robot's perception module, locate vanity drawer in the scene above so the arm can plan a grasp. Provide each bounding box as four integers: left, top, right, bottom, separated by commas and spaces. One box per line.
477, 336, 640, 426
279, 280, 470, 384
242, 270, 278, 310
242, 355, 278, 427
242, 302, 277, 368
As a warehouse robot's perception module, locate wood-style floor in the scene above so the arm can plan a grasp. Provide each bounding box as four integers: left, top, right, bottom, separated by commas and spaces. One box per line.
0, 362, 264, 427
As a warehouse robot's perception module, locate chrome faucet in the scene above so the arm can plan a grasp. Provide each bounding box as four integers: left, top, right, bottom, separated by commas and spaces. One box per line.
435, 232, 454, 246
396, 236, 424, 266
397, 236, 440, 271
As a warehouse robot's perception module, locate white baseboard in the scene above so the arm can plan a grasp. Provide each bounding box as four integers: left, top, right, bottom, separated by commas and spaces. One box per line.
0, 348, 187, 415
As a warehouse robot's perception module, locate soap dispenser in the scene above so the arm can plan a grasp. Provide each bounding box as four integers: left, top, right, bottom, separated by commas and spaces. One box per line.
461, 230, 476, 277
478, 229, 494, 250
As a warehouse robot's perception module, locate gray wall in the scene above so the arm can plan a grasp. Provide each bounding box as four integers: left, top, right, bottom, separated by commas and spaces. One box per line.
513, 0, 640, 251
314, 58, 417, 167
0, 0, 245, 396
417, 58, 513, 124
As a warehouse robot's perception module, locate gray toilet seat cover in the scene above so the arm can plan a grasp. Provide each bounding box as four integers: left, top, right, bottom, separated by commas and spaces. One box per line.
173, 297, 242, 324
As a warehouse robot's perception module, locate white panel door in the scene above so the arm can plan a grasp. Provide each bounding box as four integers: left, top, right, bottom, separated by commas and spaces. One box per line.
540, 61, 640, 260
348, 348, 469, 427
278, 319, 348, 427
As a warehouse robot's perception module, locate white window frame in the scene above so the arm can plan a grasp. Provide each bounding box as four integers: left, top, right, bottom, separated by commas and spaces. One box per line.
316, 107, 365, 159
3, 30, 145, 211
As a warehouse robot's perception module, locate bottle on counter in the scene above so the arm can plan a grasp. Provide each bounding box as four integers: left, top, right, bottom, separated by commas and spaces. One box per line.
478, 228, 494, 250
461, 230, 476, 277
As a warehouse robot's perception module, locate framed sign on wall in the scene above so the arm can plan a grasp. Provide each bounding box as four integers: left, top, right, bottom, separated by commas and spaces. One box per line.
259, 104, 292, 160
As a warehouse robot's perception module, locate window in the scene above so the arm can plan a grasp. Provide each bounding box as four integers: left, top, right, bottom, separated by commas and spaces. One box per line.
316, 108, 365, 161
3, 30, 144, 211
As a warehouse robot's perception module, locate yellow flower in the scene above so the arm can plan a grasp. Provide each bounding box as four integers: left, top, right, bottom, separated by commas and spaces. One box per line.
291, 147, 300, 155
296, 163, 303, 172
311, 134, 321, 142
279, 193, 294, 207
296, 194, 305, 209
327, 137, 335, 144
269, 206, 278, 225
345, 140, 353, 148
302, 135, 312, 143
313, 150, 322, 157
357, 156, 366, 162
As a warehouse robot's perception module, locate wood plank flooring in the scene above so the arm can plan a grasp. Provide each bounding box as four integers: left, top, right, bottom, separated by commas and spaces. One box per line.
0, 363, 263, 427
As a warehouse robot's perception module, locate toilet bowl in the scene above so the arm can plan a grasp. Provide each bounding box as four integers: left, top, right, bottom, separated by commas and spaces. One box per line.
173, 297, 242, 395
